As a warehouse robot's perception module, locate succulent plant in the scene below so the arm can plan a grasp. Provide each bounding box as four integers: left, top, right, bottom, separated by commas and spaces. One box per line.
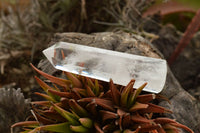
12, 64, 194, 133
0, 87, 30, 133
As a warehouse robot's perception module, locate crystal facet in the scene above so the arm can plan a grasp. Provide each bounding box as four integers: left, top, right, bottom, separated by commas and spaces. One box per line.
43, 42, 167, 93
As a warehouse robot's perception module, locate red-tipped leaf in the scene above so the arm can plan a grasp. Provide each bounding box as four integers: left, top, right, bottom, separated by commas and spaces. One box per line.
31, 63, 71, 87
129, 102, 149, 112
65, 72, 82, 88
110, 79, 120, 105
100, 110, 118, 122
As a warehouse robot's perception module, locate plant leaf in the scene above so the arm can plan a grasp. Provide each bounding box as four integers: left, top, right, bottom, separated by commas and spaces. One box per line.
131, 113, 152, 123
94, 79, 100, 96
51, 102, 79, 125
34, 92, 57, 102
140, 103, 173, 114
129, 102, 149, 112
32, 110, 55, 125
11, 121, 39, 128
47, 89, 72, 98
31, 63, 71, 87
169, 122, 194, 133
136, 94, 156, 103
100, 110, 118, 122
110, 79, 120, 105
37, 122, 72, 133
70, 125, 89, 132
86, 85, 96, 97
73, 88, 87, 97
79, 118, 93, 128
154, 118, 177, 124
134, 83, 147, 101
79, 97, 115, 111
94, 122, 104, 133
139, 124, 161, 132
65, 72, 82, 88
34, 76, 54, 93
69, 99, 89, 117
121, 79, 135, 107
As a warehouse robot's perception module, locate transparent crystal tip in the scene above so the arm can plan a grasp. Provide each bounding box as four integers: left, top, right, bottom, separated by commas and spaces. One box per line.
43, 42, 167, 93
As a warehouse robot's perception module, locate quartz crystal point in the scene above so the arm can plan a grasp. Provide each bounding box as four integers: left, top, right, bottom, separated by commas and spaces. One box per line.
43, 42, 167, 93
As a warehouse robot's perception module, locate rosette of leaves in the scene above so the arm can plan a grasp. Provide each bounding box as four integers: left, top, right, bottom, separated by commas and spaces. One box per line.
12, 64, 194, 133
0, 88, 30, 133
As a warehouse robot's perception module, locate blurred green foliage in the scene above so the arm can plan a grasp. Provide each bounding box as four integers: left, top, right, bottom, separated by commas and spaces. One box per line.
162, 12, 195, 32
177, 0, 200, 9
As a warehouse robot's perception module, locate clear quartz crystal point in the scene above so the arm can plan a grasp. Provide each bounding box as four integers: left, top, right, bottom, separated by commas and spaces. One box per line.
43, 42, 167, 93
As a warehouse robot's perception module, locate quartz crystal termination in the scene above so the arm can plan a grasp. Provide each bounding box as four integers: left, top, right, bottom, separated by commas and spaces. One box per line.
43, 42, 167, 93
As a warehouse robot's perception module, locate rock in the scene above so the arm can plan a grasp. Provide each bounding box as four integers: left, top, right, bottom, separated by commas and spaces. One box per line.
152, 24, 181, 59
170, 31, 200, 91
152, 24, 200, 97
40, 31, 200, 132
